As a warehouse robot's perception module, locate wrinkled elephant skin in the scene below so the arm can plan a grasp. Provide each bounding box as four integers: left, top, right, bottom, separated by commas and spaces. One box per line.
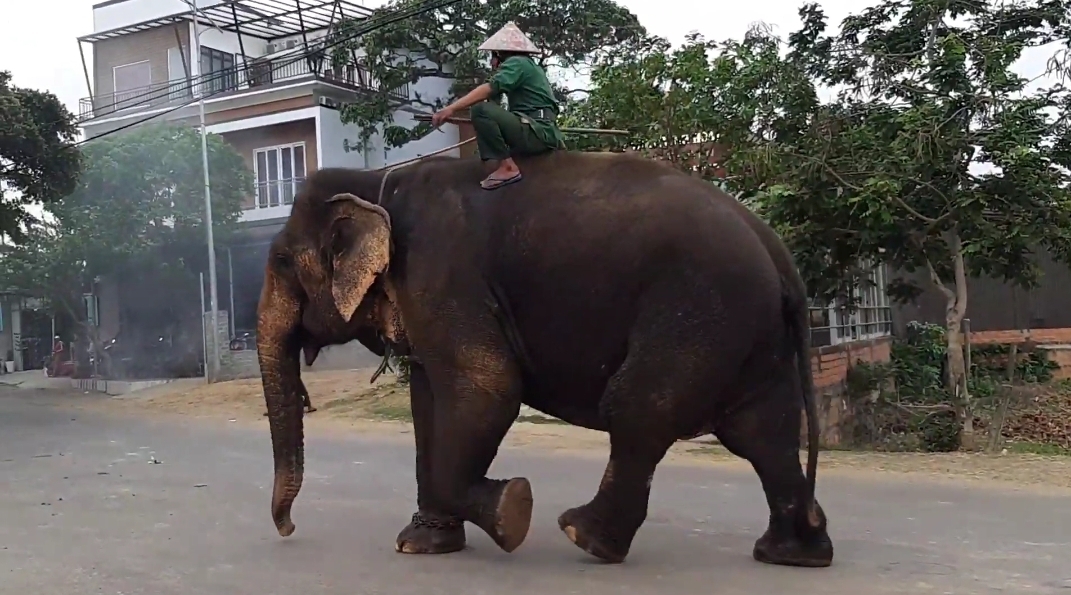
256, 152, 833, 569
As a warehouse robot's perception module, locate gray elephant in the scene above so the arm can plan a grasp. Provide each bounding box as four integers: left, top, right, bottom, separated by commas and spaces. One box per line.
256, 152, 833, 567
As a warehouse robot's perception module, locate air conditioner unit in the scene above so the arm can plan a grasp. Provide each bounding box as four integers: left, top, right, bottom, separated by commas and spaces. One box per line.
284, 39, 299, 50
265, 42, 279, 54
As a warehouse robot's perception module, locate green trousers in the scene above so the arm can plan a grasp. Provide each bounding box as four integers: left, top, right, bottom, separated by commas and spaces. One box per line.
470, 101, 554, 161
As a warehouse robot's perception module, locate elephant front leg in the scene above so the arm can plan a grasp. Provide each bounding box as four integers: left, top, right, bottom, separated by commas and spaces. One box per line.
395, 361, 466, 554
415, 354, 532, 554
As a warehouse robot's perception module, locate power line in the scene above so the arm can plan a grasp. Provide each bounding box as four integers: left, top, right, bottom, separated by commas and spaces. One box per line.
70, 0, 468, 148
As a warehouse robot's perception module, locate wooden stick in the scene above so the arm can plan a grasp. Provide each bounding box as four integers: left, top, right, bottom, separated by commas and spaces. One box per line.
411, 113, 629, 135
374, 137, 476, 171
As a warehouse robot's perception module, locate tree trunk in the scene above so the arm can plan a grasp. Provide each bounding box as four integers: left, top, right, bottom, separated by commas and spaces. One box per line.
927, 231, 975, 450
944, 313, 975, 449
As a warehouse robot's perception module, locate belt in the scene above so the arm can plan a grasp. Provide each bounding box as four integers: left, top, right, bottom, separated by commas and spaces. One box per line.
519, 107, 556, 121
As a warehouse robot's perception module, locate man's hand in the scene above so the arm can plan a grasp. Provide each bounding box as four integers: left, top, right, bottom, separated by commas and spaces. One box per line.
431, 106, 456, 127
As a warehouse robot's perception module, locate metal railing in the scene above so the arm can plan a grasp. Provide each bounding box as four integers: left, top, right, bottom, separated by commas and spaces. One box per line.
78, 58, 410, 122
253, 177, 306, 209
809, 305, 893, 348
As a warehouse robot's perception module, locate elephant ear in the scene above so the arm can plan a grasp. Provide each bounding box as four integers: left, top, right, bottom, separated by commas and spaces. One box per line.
325, 193, 392, 323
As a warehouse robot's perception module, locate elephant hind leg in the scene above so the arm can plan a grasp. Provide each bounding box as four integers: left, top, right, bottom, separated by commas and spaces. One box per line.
714, 362, 833, 568
557, 331, 720, 562
558, 283, 750, 564
557, 422, 676, 563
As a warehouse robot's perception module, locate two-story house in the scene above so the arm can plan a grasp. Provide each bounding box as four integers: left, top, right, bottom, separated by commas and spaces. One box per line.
77, 0, 473, 353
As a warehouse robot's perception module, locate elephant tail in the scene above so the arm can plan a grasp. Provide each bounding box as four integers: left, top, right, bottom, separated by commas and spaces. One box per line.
783, 278, 820, 514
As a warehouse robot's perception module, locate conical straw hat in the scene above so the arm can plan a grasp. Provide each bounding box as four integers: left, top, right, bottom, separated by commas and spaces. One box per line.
478, 22, 540, 54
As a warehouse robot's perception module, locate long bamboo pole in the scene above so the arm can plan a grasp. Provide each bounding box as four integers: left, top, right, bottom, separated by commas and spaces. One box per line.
411, 113, 628, 135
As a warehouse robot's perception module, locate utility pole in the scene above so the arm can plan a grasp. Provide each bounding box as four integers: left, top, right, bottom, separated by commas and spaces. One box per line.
190, 0, 221, 381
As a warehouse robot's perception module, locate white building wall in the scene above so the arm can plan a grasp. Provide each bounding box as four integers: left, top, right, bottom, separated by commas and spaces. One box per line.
383, 110, 462, 165
317, 107, 364, 169
317, 106, 463, 171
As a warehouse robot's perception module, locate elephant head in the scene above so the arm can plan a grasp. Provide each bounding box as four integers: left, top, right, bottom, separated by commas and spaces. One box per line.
257, 188, 395, 537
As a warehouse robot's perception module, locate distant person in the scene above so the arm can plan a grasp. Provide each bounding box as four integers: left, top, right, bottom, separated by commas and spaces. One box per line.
49, 335, 65, 377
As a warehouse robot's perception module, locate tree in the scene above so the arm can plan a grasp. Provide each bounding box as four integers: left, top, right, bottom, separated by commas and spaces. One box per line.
757, 0, 1071, 448
561, 27, 813, 176
0, 70, 81, 242
328, 0, 647, 149
571, 0, 1071, 448
0, 124, 251, 364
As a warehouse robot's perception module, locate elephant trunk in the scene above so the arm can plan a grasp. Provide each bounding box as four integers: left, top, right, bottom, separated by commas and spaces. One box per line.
256, 271, 305, 537
262, 345, 303, 536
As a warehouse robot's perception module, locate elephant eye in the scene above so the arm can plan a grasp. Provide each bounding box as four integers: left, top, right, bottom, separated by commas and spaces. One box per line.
273, 252, 291, 268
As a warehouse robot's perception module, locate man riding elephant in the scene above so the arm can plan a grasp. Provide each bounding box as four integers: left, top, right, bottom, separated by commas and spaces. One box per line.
431, 22, 565, 190
256, 150, 834, 569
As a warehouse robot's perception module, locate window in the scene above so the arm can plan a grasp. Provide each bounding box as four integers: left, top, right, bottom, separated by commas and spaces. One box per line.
809, 262, 892, 347
254, 143, 307, 208
112, 61, 152, 108
199, 46, 236, 94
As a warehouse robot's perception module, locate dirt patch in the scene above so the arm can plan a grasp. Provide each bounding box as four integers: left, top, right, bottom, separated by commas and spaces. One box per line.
79, 370, 1071, 491
95, 368, 405, 422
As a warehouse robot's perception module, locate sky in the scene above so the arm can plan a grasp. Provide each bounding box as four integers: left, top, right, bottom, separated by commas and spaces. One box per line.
0, 0, 1061, 123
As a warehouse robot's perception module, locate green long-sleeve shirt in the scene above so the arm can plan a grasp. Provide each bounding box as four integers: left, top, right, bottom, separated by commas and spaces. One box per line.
488, 56, 565, 149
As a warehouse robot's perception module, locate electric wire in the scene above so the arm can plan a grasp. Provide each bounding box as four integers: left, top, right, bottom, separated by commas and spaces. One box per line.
68, 0, 467, 149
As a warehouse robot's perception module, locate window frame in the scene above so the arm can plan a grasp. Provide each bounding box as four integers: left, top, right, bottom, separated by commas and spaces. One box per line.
111, 60, 153, 110
198, 46, 237, 94
809, 262, 893, 347
252, 142, 308, 209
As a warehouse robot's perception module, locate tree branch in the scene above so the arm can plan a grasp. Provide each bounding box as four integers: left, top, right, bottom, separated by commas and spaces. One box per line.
925, 256, 956, 302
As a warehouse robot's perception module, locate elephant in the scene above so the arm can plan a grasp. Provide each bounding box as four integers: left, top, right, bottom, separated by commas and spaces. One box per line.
256, 151, 833, 568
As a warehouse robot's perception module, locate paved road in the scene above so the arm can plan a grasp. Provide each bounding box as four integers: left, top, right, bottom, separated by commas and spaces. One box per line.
0, 387, 1069, 595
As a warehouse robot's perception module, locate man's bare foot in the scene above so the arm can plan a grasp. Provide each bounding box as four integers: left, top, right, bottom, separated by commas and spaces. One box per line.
481, 166, 523, 190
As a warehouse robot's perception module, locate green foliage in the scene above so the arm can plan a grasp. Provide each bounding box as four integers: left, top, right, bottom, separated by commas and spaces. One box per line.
573, 0, 1071, 443
329, 0, 646, 148
0, 124, 250, 328
890, 321, 948, 400
752, 0, 1071, 305
970, 343, 1059, 383
0, 70, 81, 243
570, 0, 1071, 307
563, 26, 816, 177
842, 323, 961, 451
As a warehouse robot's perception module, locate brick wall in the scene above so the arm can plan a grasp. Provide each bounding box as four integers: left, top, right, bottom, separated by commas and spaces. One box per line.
970, 328, 1071, 345
810, 337, 892, 389
806, 337, 893, 447
971, 327, 1071, 380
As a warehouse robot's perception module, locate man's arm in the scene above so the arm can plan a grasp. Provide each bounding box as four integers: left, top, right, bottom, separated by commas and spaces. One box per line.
433, 59, 526, 125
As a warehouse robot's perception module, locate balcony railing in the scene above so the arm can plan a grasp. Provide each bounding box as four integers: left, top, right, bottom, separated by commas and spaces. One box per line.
253, 177, 305, 209
78, 57, 410, 122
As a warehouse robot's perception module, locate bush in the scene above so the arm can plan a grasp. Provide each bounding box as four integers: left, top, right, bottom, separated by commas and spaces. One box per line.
843, 321, 1063, 452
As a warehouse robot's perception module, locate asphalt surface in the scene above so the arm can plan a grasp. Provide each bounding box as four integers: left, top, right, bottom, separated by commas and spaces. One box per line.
1, 386, 1069, 595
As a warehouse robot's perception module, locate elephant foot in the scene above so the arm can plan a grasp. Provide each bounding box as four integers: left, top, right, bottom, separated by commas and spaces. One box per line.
752, 526, 833, 568
395, 512, 466, 554
557, 504, 629, 564
475, 477, 534, 553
